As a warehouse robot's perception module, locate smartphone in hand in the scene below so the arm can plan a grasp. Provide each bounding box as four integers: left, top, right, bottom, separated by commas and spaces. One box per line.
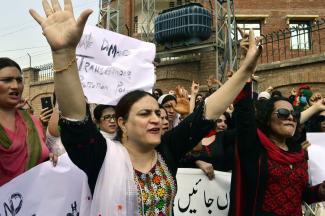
40, 96, 53, 110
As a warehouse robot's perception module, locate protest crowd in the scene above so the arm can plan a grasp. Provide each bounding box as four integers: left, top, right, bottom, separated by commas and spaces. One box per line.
1, 0, 325, 215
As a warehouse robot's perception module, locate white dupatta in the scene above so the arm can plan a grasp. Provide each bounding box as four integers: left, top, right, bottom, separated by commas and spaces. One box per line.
90, 138, 140, 216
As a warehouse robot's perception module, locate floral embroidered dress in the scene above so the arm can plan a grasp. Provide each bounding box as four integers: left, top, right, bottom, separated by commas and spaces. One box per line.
135, 153, 176, 216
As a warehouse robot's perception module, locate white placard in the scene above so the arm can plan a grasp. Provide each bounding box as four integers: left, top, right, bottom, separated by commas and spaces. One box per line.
76, 26, 156, 105
174, 168, 231, 216
307, 133, 325, 186
0, 154, 91, 216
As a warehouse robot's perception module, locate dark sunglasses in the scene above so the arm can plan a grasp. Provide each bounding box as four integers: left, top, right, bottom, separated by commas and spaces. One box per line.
274, 108, 300, 121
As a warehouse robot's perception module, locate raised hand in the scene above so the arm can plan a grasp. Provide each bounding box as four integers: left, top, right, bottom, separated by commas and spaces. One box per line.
206, 75, 218, 88
313, 97, 325, 111
238, 28, 249, 61
174, 85, 190, 115
265, 86, 274, 93
29, 0, 93, 52
191, 81, 200, 96
309, 92, 323, 105
239, 29, 262, 73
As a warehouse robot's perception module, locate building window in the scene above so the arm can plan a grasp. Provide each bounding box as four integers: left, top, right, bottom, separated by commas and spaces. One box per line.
169, 1, 175, 8
237, 21, 261, 40
289, 21, 311, 50
177, 0, 183, 6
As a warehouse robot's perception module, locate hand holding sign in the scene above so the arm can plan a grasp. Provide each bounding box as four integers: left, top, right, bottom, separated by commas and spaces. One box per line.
76, 26, 156, 105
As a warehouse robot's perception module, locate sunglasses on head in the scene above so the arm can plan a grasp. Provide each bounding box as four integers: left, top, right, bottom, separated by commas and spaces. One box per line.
274, 108, 300, 121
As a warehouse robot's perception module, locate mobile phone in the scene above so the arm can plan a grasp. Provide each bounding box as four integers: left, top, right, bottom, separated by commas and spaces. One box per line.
41, 96, 53, 110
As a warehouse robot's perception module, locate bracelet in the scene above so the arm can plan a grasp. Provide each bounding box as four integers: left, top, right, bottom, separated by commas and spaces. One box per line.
52, 58, 76, 73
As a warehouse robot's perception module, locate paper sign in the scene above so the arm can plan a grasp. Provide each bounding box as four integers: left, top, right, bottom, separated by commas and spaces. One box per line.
76, 26, 156, 105
307, 133, 325, 186
0, 154, 91, 216
174, 168, 231, 216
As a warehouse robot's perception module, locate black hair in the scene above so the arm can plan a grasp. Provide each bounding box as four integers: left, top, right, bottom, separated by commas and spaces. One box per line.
153, 88, 163, 100
160, 94, 176, 105
115, 90, 155, 141
271, 90, 283, 98
93, 104, 115, 122
306, 114, 325, 132
255, 96, 302, 151
0, 57, 21, 72
223, 112, 233, 129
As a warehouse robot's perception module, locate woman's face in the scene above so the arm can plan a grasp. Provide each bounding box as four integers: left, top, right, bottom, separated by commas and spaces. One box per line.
123, 95, 162, 148
162, 100, 176, 122
269, 100, 297, 139
195, 95, 203, 104
0, 67, 23, 110
99, 107, 117, 134
160, 108, 169, 135
216, 114, 228, 132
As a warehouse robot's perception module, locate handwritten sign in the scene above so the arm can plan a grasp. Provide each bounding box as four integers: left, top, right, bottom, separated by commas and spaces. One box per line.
307, 133, 325, 186
174, 168, 231, 216
76, 26, 156, 105
0, 154, 91, 216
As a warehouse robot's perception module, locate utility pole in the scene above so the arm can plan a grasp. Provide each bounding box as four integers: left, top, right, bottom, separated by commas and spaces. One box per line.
214, 0, 238, 82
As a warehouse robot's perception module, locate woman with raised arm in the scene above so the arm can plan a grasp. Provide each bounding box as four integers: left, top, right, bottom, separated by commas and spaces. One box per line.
0, 58, 49, 186
230, 80, 325, 215
30, 0, 261, 215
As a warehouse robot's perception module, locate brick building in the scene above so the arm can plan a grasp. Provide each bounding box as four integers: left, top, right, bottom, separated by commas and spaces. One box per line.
25, 0, 325, 115
99, 0, 325, 95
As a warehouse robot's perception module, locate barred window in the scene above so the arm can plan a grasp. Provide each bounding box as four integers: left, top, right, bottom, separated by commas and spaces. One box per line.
237, 21, 261, 40
289, 21, 311, 50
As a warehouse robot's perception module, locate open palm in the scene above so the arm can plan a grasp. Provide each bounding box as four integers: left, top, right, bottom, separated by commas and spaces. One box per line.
29, 0, 92, 51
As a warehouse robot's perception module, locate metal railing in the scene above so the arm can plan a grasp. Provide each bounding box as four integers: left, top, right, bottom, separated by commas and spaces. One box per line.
260, 18, 325, 64
32, 63, 53, 83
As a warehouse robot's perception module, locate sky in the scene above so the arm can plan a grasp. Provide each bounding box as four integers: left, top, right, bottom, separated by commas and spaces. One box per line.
0, 0, 99, 69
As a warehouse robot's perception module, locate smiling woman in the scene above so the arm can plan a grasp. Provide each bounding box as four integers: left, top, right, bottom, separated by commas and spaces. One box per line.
0, 57, 49, 186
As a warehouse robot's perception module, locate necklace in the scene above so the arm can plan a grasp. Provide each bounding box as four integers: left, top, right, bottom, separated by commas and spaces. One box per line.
134, 152, 176, 215
124, 144, 157, 173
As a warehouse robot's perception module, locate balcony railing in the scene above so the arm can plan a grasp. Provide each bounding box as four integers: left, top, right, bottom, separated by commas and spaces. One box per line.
259, 18, 325, 64
32, 63, 53, 84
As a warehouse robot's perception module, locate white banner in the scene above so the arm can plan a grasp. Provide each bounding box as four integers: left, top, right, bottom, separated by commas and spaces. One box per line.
307, 133, 325, 186
0, 154, 91, 216
76, 26, 156, 105
174, 168, 231, 216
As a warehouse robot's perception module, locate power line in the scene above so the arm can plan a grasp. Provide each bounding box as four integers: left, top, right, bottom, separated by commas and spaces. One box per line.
0, 45, 48, 53
0, 25, 38, 38
12, 48, 51, 60
0, 21, 34, 34
0, 0, 98, 38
